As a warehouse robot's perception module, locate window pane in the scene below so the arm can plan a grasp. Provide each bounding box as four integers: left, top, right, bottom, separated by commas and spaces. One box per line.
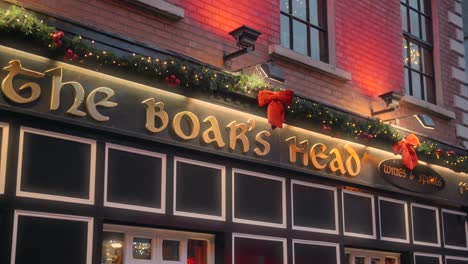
188, 240, 208, 264
424, 77, 435, 103
410, 10, 420, 38
163, 240, 180, 261
102, 232, 124, 264
133, 237, 152, 260
281, 15, 290, 49
409, 42, 421, 70
421, 47, 433, 76
317, 0, 326, 28
281, 0, 289, 13
422, 16, 432, 42
404, 68, 410, 94
355, 257, 366, 264
292, 0, 306, 20
309, 0, 319, 26
421, 0, 431, 15
403, 38, 409, 66
319, 31, 328, 62
386, 258, 397, 264
409, 0, 418, 9
372, 258, 382, 264
293, 20, 308, 55
411, 71, 422, 99
310, 27, 320, 61
401, 5, 408, 32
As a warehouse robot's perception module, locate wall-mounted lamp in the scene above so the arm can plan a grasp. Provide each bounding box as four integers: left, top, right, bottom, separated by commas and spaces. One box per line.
383, 114, 435, 129
371, 91, 404, 116
259, 62, 285, 83
223, 25, 262, 63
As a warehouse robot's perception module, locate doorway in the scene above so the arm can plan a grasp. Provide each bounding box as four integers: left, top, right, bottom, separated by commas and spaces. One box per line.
345, 248, 400, 264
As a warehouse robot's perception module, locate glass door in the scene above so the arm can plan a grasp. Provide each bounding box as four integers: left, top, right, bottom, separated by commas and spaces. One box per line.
345, 248, 400, 264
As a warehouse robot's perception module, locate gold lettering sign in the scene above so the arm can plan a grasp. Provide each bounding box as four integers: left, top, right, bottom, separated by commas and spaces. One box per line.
287, 137, 362, 177
2, 60, 43, 103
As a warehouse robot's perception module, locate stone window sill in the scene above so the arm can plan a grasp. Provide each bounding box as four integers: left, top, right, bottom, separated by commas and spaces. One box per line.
127, 0, 184, 20
400, 95, 456, 119
268, 44, 352, 81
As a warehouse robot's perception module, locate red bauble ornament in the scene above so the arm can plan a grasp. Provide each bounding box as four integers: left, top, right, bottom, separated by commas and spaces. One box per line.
64, 49, 78, 61
165, 74, 181, 87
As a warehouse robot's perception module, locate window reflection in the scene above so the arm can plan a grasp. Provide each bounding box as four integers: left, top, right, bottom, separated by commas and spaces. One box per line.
163, 240, 180, 261
102, 232, 124, 264
133, 237, 152, 260
188, 239, 208, 264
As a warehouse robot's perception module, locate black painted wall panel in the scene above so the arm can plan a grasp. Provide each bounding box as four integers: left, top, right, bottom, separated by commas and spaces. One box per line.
107, 148, 163, 208
379, 199, 407, 240
234, 172, 283, 224
294, 242, 337, 264
415, 255, 440, 264
15, 215, 88, 264
443, 211, 467, 248
20, 132, 91, 198
292, 183, 336, 231
175, 161, 222, 216
343, 192, 374, 236
234, 236, 284, 264
413, 206, 438, 244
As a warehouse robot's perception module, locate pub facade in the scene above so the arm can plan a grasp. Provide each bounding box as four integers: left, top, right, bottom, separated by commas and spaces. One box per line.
0, 0, 467, 264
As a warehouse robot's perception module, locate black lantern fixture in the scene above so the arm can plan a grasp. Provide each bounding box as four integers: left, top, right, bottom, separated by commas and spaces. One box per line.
223, 25, 262, 62
371, 91, 404, 116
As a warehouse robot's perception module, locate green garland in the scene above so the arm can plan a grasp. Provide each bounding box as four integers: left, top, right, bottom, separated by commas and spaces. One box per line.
1, 6, 467, 172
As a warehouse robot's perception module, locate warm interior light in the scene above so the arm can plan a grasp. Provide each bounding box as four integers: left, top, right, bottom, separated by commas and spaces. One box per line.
110, 241, 123, 248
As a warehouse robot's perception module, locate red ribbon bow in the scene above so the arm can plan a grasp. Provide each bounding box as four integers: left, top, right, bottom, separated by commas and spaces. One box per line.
392, 133, 420, 170
258, 90, 294, 129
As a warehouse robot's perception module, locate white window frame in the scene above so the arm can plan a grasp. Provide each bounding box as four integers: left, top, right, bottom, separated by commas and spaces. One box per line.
16, 126, 96, 204
291, 180, 338, 234
445, 256, 468, 264
173, 157, 226, 221
232, 233, 287, 264
11, 210, 94, 264
378, 196, 410, 243
0, 123, 9, 194
104, 143, 166, 214
104, 224, 215, 264
441, 209, 468, 250
413, 252, 442, 264
232, 168, 287, 228
342, 189, 376, 239
292, 239, 340, 264
411, 203, 441, 247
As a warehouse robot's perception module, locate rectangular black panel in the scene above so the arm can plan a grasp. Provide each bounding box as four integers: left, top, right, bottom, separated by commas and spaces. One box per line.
294, 242, 337, 264
293, 183, 336, 231
414, 255, 440, 264
412, 205, 439, 244
106, 147, 163, 209
443, 211, 467, 248
15, 214, 88, 264
343, 192, 374, 236
20, 130, 91, 198
446, 259, 468, 264
175, 160, 223, 216
234, 171, 283, 224
234, 236, 284, 264
379, 199, 407, 240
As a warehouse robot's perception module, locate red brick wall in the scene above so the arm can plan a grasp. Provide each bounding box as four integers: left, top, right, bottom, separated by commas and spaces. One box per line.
11, 0, 463, 145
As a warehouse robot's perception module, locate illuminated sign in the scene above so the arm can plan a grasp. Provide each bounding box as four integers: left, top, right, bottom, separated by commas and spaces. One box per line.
379, 159, 444, 193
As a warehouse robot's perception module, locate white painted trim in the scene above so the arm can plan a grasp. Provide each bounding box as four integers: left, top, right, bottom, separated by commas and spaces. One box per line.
232, 168, 287, 228
173, 157, 226, 221
441, 209, 468, 250
413, 252, 442, 264
104, 143, 166, 214
341, 189, 376, 239
11, 210, 94, 264
445, 256, 468, 264
232, 233, 287, 264
104, 224, 215, 264
378, 196, 410, 243
411, 203, 441, 247
292, 239, 340, 264
291, 180, 338, 234
16, 126, 96, 205
0, 123, 9, 194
